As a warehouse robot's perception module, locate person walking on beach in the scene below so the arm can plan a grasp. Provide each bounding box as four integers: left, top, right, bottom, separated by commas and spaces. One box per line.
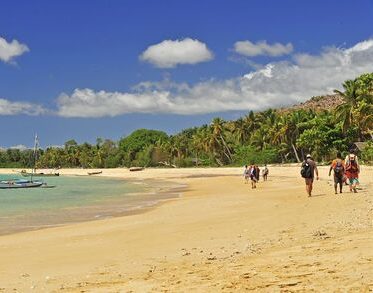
248, 164, 257, 189
301, 154, 319, 197
344, 150, 360, 193
243, 165, 250, 184
255, 165, 260, 182
262, 164, 269, 181
329, 152, 345, 194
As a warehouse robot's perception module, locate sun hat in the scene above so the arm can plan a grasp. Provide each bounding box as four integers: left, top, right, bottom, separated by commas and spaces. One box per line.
306, 154, 312, 158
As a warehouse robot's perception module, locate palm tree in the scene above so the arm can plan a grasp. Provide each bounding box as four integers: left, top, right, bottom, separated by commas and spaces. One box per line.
279, 111, 310, 162
210, 118, 233, 163
355, 99, 373, 140
231, 117, 249, 144
334, 79, 361, 134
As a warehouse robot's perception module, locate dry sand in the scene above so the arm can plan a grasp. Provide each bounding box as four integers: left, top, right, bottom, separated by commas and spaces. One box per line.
0, 166, 372, 292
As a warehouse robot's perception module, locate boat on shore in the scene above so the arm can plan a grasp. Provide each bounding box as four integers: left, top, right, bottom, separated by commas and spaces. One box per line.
87, 171, 102, 175
129, 167, 144, 172
20, 169, 60, 177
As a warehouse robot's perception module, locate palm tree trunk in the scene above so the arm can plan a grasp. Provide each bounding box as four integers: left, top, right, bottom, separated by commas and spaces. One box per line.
291, 143, 301, 163
219, 134, 232, 161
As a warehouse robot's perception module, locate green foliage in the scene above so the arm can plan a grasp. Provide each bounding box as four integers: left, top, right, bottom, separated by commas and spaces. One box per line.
119, 129, 168, 155
233, 146, 281, 165
297, 115, 347, 161
360, 141, 373, 164
174, 157, 195, 168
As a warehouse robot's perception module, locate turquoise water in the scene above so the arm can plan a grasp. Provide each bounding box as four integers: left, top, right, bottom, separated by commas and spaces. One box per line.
0, 174, 180, 235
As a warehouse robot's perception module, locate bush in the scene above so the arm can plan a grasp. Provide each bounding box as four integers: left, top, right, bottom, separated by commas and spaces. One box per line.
360, 141, 373, 164
233, 146, 281, 165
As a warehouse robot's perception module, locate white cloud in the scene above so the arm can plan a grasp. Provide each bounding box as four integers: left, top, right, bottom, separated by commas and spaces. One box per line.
0, 98, 46, 115
9, 144, 28, 150
234, 40, 293, 57
140, 38, 213, 68
56, 39, 373, 117
0, 36, 29, 63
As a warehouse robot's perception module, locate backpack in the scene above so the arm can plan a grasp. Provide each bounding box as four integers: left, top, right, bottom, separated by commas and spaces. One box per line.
346, 155, 358, 172
333, 160, 343, 176
301, 160, 312, 178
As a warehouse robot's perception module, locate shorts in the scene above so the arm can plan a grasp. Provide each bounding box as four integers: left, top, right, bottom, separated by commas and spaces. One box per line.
250, 175, 257, 182
334, 175, 343, 185
348, 178, 359, 185
305, 177, 314, 185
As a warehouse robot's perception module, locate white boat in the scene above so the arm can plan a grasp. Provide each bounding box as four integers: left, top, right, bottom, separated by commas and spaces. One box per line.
0, 179, 43, 189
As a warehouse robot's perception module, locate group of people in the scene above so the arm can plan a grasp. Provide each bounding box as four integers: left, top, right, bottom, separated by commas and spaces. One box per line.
301, 150, 360, 197
244, 149, 361, 197
243, 164, 269, 189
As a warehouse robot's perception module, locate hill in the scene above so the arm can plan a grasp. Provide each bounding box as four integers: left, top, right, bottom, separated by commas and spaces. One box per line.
281, 94, 344, 113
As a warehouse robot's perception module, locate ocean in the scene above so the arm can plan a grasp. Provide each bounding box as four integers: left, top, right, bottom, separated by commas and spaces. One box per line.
0, 174, 181, 235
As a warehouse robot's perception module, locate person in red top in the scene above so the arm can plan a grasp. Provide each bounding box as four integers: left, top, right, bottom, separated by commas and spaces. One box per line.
329, 152, 345, 194
344, 150, 360, 193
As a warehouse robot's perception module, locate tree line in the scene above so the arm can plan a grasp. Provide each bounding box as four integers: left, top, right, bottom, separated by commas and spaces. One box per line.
1, 73, 372, 168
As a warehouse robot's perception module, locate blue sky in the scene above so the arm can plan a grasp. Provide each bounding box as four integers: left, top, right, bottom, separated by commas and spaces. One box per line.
1, 0, 373, 148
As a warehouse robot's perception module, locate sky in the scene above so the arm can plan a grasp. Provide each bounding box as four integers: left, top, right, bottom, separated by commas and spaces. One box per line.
1, 0, 373, 148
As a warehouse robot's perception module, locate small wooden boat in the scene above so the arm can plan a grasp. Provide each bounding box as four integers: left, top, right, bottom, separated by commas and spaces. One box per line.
87, 171, 103, 175
20, 170, 60, 177
129, 167, 144, 172
0, 179, 43, 189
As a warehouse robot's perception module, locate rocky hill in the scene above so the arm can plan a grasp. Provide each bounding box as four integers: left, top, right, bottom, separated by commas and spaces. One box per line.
281, 94, 344, 113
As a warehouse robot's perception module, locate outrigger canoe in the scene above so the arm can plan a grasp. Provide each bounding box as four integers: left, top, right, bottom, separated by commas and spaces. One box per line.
87, 171, 103, 175
20, 170, 60, 177
0, 179, 43, 189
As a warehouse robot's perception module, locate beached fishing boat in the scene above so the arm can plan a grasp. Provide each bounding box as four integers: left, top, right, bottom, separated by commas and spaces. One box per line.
20, 170, 60, 177
0, 179, 43, 189
129, 167, 144, 172
87, 171, 102, 175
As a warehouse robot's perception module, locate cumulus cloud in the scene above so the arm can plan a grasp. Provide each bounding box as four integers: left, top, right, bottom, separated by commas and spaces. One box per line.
0, 36, 29, 63
56, 39, 373, 117
234, 40, 293, 57
0, 98, 46, 115
140, 38, 213, 68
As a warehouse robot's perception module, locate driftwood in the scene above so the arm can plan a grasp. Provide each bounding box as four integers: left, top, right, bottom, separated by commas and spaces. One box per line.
158, 161, 177, 168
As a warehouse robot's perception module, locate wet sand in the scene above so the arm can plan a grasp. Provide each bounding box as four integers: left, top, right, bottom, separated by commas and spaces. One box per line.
0, 166, 372, 291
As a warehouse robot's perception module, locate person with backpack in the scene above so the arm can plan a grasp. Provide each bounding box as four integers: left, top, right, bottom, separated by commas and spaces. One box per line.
301, 154, 319, 197
329, 152, 345, 194
248, 163, 257, 189
344, 150, 360, 193
255, 165, 260, 182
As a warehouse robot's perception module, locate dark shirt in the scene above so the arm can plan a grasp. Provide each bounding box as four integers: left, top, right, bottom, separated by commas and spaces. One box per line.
306, 158, 317, 179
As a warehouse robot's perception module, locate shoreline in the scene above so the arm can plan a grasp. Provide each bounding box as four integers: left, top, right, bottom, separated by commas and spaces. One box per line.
0, 170, 188, 236
0, 166, 372, 291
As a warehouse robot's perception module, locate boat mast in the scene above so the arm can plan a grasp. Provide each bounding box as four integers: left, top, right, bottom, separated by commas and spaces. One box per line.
31, 134, 38, 182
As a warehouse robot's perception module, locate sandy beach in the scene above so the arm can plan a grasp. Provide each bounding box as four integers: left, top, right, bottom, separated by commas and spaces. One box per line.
0, 166, 372, 292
